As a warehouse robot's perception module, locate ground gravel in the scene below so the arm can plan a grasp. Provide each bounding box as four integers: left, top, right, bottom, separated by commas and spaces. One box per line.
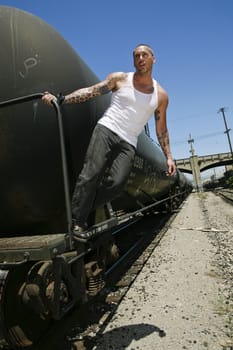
93, 192, 233, 350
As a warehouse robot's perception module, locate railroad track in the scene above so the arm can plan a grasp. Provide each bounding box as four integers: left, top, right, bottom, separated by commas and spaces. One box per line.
214, 188, 233, 204
26, 207, 180, 350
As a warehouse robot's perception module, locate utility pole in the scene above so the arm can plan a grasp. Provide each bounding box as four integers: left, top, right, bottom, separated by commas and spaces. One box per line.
218, 107, 233, 163
188, 133, 195, 156
188, 134, 202, 191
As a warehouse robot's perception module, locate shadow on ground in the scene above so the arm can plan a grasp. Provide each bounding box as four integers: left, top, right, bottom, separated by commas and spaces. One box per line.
83, 323, 166, 350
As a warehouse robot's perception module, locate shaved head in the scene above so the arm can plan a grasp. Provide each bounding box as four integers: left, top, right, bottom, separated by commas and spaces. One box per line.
133, 44, 155, 57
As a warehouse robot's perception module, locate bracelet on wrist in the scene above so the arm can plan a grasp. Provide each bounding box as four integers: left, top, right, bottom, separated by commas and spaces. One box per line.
56, 93, 65, 105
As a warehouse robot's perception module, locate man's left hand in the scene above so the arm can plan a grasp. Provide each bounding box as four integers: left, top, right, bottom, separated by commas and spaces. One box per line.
166, 159, 176, 176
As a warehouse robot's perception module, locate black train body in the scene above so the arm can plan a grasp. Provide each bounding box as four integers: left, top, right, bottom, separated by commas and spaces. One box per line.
0, 6, 189, 235
0, 6, 110, 233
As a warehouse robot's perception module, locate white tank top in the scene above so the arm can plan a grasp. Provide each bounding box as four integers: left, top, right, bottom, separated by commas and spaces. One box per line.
98, 72, 158, 147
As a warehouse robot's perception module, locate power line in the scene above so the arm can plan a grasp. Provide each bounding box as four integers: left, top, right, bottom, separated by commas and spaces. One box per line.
172, 130, 226, 145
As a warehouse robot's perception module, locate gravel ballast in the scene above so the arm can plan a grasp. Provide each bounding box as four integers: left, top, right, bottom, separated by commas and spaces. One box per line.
93, 192, 233, 350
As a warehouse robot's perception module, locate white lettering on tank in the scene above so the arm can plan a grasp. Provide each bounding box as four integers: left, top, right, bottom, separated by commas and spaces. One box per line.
19, 55, 39, 78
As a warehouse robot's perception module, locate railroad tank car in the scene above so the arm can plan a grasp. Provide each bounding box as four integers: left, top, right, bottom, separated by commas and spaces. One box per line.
0, 5, 111, 234
0, 6, 191, 348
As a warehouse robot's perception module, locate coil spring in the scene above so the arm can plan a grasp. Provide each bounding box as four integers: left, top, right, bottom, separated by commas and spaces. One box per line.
85, 261, 105, 297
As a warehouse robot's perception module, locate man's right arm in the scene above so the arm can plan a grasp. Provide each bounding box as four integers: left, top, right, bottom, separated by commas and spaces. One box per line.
42, 72, 125, 106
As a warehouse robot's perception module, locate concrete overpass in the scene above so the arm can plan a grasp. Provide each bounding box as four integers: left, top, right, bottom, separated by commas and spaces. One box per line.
176, 152, 233, 190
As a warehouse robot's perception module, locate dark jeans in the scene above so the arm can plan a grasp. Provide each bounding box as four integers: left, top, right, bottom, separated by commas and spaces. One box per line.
71, 124, 136, 226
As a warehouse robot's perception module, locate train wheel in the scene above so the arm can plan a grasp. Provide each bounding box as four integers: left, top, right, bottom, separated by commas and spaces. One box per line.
0, 264, 52, 348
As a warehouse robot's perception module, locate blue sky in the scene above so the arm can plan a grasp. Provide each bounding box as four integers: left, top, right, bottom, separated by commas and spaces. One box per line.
2, 0, 233, 174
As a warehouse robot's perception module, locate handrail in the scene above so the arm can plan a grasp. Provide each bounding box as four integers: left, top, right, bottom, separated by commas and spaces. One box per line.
0, 93, 44, 107
0, 93, 73, 247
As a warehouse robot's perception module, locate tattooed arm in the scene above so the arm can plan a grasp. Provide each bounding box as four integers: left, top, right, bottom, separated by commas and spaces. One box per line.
42, 72, 126, 106
155, 84, 176, 176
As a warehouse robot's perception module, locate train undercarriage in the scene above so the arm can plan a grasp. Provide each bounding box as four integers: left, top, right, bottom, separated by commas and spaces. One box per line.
0, 190, 190, 349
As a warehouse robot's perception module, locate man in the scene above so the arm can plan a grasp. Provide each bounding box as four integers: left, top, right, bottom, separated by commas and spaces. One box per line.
42, 44, 176, 238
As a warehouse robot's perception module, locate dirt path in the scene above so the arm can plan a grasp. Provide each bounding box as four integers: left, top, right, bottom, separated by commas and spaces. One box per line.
93, 192, 233, 350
